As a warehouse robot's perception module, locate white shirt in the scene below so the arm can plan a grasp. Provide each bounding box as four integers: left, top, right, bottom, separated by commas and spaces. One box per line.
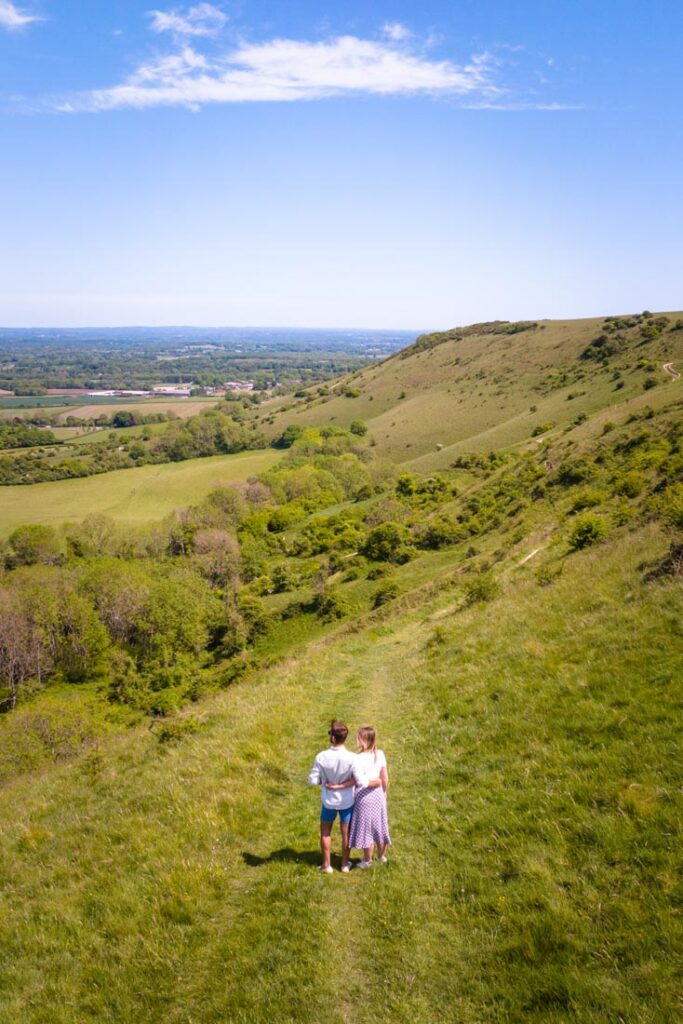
308, 745, 368, 809
355, 749, 387, 788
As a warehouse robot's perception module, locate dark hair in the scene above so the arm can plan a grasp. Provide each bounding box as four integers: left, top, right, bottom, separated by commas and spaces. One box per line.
328, 719, 349, 744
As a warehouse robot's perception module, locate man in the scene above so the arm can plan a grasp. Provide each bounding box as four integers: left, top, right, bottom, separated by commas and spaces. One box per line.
308, 719, 380, 873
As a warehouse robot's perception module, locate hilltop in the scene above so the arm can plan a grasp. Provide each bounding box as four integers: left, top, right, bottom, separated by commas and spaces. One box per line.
255, 311, 683, 466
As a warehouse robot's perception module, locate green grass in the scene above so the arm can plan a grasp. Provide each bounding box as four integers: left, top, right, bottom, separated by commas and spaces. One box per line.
0, 524, 680, 1023
0, 450, 282, 535
256, 313, 683, 467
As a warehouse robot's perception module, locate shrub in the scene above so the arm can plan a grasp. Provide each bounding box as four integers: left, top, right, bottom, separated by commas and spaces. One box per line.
362, 522, 411, 563
156, 718, 200, 744
313, 590, 348, 622
349, 420, 368, 436
464, 573, 500, 605
643, 377, 657, 390
555, 459, 594, 486
531, 423, 554, 437
372, 580, 399, 609
614, 470, 645, 499
568, 513, 608, 550
602, 422, 616, 434
570, 489, 603, 513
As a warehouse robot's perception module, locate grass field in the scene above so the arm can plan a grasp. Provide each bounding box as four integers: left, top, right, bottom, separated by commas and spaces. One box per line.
56, 399, 219, 422
0, 449, 281, 535
0, 397, 220, 422
0, 524, 679, 1023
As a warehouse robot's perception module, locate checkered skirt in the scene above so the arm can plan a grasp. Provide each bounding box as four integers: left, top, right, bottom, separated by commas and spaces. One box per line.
349, 786, 391, 850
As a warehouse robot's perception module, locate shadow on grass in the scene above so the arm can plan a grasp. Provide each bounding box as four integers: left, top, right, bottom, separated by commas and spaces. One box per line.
242, 848, 322, 868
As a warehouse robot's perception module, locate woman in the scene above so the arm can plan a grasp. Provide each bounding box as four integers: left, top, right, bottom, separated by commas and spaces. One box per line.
327, 725, 391, 868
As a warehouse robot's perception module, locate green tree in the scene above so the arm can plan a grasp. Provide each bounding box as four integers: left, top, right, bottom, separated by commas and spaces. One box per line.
8, 525, 62, 567
362, 522, 411, 563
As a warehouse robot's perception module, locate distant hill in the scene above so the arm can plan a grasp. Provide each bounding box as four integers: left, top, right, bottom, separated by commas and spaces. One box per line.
257, 311, 683, 466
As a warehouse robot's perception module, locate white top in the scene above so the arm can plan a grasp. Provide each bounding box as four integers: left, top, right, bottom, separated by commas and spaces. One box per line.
308, 745, 369, 809
355, 749, 387, 787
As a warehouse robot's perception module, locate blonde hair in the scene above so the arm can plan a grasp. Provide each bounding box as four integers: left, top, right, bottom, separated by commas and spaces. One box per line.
357, 726, 377, 761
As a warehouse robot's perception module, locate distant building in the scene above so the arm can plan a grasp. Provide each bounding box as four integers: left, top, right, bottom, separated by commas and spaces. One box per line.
224, 380, 255, 392
151, 387, 192, 397
87, 389, 152, 397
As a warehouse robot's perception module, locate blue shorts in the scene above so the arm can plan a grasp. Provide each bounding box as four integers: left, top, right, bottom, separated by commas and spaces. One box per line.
320, 805, 353, 825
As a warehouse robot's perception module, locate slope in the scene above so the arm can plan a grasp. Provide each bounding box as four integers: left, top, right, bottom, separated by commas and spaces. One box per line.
255, 312, 683, 467
0, 522, 680, 1024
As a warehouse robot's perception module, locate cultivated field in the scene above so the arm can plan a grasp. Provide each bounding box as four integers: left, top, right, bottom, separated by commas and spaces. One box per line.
56, 398, 220, 422
0, 397, 220, 422
0, 449, 281, 535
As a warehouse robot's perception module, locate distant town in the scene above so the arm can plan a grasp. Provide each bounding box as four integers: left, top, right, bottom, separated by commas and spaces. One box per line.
86, 380, 263, 398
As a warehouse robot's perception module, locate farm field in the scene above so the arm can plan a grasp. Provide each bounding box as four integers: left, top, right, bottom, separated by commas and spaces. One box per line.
0, 397, 220, 421
0, 449, 281, 535
55, 398, 220, 422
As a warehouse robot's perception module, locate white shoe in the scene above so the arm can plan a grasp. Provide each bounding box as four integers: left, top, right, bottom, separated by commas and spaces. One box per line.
358, 859, 373, 869
319, 865, 334, 874
380, 855, 388, 864
341, 864, 352, 873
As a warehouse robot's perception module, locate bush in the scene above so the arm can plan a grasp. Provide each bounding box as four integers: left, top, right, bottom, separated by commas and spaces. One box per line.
570, 489, 603, 513
643, 377, 657, 390
568, 513, 608, 551
349, 420, 368, 436
362, 522, 411, 563
313, 590, 348, 622
614, 470, 645, 499
372, 580, 399, 608
464, 573, 500, 605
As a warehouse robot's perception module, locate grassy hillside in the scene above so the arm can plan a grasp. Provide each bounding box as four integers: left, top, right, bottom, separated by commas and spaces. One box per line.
255, 312, 683, 467
0, 522, 680, 1024
0, 449, 281, 535
0, 311, 680, 1023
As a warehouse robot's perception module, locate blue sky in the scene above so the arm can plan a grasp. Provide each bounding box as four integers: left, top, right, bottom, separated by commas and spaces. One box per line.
0, 1, 681, 328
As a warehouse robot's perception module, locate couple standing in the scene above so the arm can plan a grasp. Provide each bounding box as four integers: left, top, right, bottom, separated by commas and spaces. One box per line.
308, 719, 391, 874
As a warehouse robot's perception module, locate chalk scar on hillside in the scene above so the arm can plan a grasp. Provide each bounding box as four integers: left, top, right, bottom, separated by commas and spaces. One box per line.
663, 362, 680, 380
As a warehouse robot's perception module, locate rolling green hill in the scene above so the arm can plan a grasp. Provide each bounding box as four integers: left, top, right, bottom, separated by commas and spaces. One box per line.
256, 311, 683, 468
0, 311, 681, 1023
0, 521, 680, 1024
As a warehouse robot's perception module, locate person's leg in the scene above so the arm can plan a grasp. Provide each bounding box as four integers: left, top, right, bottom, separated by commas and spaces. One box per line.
340, 822, 351, 868
364, 845, 374, 863
377, 842, 387, 860
320, 819, 333, 869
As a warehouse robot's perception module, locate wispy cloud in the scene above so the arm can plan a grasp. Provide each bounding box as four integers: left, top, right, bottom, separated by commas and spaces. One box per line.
67, 31, 499, 111
0, 0, 41, 29
382, 22, 411, 42
149, 3, 227, 38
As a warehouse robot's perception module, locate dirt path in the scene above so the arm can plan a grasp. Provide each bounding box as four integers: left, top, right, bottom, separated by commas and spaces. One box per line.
663, 362, 680, 379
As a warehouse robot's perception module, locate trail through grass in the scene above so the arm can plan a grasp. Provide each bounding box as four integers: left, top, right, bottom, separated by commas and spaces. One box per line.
0, 528, 681, 1023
